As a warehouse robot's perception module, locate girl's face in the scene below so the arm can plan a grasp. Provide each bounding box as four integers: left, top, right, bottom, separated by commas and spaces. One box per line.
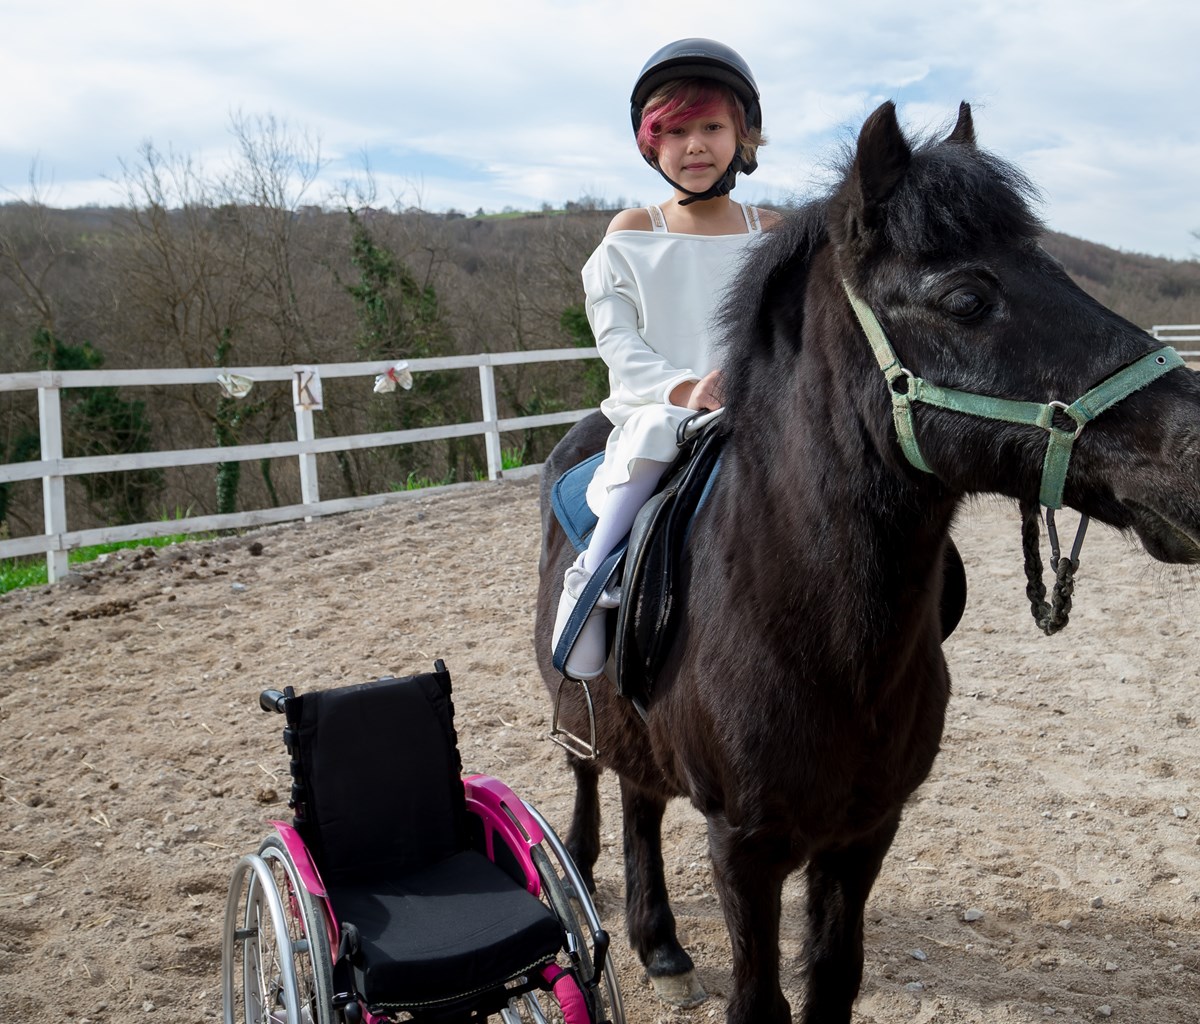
654, 105, 738, 194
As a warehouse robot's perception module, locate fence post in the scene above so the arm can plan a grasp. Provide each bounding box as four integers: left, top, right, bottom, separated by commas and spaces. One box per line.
478, 362, 503, 480
294, 406, 320, 519
38, 379, 69, 583
0, 351, 603, 584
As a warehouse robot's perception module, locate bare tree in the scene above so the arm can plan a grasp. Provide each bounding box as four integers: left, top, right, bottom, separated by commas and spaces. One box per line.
0, 167, 75, 360
110, 115, 334, 515
224, 111, 327, 362
0, 169, 169, 530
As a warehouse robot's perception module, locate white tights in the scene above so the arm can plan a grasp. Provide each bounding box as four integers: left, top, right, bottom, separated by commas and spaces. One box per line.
581, 458, 671, 574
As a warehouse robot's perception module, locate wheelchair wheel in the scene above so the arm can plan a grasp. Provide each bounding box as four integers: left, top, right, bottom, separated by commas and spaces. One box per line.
519, 803, 626, 1024
222, 834, 335, 1024
501, 988, 572, 1024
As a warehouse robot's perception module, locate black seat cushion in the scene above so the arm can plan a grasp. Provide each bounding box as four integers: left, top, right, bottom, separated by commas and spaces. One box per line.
330, 849, 565, 1010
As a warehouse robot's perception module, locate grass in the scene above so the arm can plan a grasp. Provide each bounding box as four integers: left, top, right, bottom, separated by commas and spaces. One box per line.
473, 446, 527, 481
0, 558, 48, 593
0, 532, 200, 595
390, 470, 457, 492
3, 453, 530, 592
389, 447, 528, 491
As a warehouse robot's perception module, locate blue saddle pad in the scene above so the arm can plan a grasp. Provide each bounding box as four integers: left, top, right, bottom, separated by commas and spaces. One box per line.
550, 452, 603, 553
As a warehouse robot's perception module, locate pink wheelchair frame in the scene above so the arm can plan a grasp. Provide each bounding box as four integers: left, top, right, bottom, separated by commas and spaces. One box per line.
270, 774, 588, 1023
225, 773, 619, 1023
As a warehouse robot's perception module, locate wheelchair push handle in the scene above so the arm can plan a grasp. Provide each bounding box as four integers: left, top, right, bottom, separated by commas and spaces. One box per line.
259, 689, 289, 714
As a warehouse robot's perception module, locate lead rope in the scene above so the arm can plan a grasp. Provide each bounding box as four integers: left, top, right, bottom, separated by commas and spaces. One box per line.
1019, 496, 1089, 635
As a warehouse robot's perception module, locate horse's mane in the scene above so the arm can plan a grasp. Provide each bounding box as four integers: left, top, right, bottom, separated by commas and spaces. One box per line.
718, 130, 1045, 420
877, 133, 1044, 256
716, 202, 826, 421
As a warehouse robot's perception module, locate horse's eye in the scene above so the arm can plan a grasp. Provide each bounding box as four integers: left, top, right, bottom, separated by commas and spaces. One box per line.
941, 288, 989, 322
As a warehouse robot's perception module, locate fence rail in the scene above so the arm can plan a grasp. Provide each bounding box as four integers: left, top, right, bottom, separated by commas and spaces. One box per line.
1151, 324, 1200, 345
1, 349, 600, 582
3, 331, 1198, 585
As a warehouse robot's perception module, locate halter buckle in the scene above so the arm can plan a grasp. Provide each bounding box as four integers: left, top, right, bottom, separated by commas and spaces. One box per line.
889, 367, 915, 396
1047, 401, 1085, 438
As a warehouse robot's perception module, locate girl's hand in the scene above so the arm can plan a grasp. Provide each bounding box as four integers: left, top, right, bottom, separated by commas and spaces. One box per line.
671, 369, 724, 411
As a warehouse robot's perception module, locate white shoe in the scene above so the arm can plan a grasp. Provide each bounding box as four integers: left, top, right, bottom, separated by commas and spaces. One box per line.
551, 554, 621, 680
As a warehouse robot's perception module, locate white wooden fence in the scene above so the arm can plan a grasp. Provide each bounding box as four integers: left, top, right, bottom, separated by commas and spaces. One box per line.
3, 331, 1198, 586
0, 349, 599, 583
1151, 324, 1200, 345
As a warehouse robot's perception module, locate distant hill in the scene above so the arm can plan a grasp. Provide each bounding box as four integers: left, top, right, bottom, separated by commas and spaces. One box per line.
436, 211, 1200, 325
441, 209, 1200, 332
3, 202, 1196, 336
1039, 230, 1200, 329
0, 201, 1195, 538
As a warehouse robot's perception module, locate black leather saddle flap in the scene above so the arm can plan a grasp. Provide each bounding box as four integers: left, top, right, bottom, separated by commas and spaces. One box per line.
611, 421, 726, 706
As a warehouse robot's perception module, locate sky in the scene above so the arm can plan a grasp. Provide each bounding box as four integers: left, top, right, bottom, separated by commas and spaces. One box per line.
2, 0, 1198, 261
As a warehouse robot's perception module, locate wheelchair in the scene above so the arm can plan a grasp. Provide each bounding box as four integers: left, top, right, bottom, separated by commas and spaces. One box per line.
220, 661, 625, 1024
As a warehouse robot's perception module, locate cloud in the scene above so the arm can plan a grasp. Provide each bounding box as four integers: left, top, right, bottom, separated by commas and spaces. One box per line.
1, 0, 1198, 258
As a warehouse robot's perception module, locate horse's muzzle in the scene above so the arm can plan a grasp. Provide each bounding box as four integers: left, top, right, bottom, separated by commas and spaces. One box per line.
1126, 499, 1200, 563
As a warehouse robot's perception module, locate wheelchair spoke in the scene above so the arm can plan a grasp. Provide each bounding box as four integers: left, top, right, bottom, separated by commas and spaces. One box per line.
224, 673, 628, 1024
249, 874, 290, 1023
505, 991, 555, 1023
226, 840, 334, 1024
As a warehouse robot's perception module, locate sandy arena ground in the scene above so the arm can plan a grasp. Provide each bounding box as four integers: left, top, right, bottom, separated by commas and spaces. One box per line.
2, 475, 1199, 1023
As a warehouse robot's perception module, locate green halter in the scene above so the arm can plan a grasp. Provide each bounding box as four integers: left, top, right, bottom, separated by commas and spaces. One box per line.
844, 284, 1186, 509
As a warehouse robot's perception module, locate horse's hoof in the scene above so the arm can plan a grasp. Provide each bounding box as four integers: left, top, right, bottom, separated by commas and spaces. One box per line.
648, 969, 707, 1007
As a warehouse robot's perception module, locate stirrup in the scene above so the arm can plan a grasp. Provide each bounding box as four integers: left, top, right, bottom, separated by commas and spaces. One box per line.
549, 675, 600, 760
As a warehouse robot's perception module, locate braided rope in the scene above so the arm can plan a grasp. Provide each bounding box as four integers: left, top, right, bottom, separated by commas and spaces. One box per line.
1020, 496, 1078, 635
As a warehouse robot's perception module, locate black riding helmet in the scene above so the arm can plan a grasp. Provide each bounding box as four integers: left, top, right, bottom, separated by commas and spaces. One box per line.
630, 38, 762, 204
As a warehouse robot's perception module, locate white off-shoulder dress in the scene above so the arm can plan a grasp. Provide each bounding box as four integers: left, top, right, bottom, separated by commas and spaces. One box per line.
582, 202, 765, 513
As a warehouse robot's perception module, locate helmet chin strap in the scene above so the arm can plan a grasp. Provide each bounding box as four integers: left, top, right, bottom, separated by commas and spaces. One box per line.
656, 154, 744, 206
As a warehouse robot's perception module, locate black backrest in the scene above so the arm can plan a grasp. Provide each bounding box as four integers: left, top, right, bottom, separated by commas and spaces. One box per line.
284, 663, 468, 885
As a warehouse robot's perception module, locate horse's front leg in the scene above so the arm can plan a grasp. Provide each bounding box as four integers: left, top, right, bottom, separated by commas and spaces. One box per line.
801, 817, 900, 1024
563, 753, 601, 894
707, 816, 793, 1024
620, 777, 705, 1006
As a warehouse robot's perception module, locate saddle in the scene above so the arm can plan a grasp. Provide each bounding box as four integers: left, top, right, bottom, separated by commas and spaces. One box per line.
549, 417, 968, 717
550, 417, 726, 714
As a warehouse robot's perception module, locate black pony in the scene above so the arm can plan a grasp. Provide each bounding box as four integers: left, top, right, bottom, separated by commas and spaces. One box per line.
535, 101, 1200, 1024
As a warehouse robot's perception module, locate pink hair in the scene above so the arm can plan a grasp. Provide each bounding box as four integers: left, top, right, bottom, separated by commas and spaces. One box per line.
636, 79, 754, 163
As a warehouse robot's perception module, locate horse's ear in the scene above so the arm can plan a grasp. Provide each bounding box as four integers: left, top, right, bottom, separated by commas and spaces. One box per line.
947, 101, 975, 145
830, 100, 912, 256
